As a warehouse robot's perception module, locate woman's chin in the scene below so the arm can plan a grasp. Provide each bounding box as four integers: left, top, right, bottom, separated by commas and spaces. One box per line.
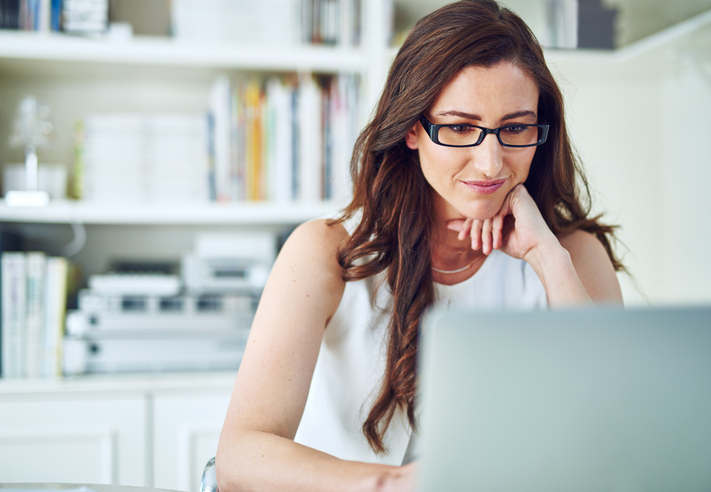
457, 199, 504, 221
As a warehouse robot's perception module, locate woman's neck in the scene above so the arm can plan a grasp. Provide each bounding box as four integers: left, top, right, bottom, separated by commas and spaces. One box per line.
431, 218, 487, 284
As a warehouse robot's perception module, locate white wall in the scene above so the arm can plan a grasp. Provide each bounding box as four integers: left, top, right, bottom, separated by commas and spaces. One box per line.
548, 34, 711, 306
660, 53, 711, 304
548, 56, 664, 305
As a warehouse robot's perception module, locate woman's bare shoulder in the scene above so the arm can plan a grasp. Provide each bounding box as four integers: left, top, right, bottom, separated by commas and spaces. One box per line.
275, 218, 350, 281
284, 218, 349, 258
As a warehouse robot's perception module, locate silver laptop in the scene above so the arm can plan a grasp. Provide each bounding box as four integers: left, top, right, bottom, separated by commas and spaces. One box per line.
418, 307, 711, 492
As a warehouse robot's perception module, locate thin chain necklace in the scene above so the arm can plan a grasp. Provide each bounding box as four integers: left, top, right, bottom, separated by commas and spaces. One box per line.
432, 262, 474, 274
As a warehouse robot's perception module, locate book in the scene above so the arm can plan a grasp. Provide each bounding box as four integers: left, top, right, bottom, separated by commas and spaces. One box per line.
50, 0, 61, 31
266, 77, 295, 202
25, 251, 46, 378
205, 73, 359, 204
1, 252, 27, 378
1, 0, 21, 29
245, 79, 264, 201
210, 76, 232, 203
298, 75, 323, 202
42, 256, 68, 378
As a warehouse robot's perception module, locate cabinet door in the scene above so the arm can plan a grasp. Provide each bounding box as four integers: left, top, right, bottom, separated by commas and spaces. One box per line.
153, 390, 231, 492
0, 395, 147, 485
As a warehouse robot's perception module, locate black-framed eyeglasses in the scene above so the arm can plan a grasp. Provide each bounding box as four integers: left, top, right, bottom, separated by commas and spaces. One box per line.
419, 116, 549, 148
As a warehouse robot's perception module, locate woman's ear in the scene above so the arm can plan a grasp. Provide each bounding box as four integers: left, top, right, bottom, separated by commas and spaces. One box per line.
405, 123, 419, 150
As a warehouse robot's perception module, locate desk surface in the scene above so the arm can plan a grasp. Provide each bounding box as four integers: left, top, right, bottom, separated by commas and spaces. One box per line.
0, 484, 180, 492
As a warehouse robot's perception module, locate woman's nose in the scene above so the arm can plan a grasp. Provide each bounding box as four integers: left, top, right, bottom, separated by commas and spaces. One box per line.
470, 132, 503, 178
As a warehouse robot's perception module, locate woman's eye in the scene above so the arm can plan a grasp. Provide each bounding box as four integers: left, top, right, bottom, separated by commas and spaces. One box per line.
449, 125, 474, 133
503, 125, 527, 134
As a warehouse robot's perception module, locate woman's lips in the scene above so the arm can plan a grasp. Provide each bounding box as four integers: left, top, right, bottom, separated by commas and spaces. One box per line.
461, 178, 507, 195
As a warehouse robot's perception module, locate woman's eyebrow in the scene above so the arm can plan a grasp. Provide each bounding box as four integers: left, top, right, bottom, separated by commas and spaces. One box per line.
435, 110, 537, 121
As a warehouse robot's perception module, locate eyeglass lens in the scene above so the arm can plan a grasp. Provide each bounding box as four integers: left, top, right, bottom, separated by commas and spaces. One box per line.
438, 125, 542, 147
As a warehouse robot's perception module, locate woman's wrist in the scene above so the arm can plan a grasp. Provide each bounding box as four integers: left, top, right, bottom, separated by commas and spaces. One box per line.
523, 236, 567, 273
524, 238, 593, 306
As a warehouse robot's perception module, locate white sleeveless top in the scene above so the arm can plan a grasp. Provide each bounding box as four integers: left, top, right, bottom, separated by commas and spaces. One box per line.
293, 218, 547, 465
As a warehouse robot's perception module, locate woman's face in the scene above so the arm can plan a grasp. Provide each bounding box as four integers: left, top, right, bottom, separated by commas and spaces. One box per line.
406, 62, 540, 222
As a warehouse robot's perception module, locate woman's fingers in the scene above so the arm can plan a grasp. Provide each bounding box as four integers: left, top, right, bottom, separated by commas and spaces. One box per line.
470, 219, 483, 250
481, 218, 493, 255
492, 213, 505, 251
457, 218, 473, 241
446, 219, 466, 232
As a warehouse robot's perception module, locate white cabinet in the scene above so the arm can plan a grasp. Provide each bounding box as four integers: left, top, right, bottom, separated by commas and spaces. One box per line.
0, 395, 146, 485
0, 373, 235, 490
152, 390, 232, 492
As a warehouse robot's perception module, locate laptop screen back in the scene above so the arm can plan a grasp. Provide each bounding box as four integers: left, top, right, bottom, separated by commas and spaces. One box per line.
418, 307, 711, 492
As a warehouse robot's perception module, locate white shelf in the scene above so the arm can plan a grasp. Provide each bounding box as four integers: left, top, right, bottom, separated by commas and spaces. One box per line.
0, 200, 345, 225
0, 30, 366, 73
0, 371, 238, 396
388, 8, 711, 66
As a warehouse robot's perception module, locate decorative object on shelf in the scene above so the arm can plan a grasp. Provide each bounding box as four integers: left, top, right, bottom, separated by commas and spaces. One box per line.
3, 163, 67, 200
6, 95, 54, 207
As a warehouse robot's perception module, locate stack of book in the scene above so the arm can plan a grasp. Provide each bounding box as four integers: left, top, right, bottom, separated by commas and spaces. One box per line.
209, 74, 359, 203
1, 252, 68, 379
301, 0, 361, 46
0, 0, 51, 31
76, 113, 210, 203
61, 0, 108, 34
0, 0, 110, 33
171, 0, 300, 46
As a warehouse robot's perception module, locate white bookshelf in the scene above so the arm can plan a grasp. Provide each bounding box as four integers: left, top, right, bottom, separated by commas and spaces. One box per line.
0, 9, 369, 479
0, 1, 389, 230
387, 8, 711, 69
0, 31, 367, 73
0, 199, 344, 225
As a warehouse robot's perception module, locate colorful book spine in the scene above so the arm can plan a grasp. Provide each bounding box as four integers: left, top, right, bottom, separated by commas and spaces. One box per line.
208, 73, 359, 204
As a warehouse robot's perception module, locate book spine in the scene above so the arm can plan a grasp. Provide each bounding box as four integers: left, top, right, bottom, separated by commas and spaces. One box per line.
50, 0, 61, 31
245, 80, 263, 202
291, 83, 300, 200
38, 0, 50, 31
298, 75, 323, 202
210, 76, 232, 203
1, 252, 27, 378
42, 256, 68, 378
25, 251, 46, 378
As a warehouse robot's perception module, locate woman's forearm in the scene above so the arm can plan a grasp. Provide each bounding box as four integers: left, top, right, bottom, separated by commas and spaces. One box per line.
524, 239, 593, 307
216, 430, 415, 492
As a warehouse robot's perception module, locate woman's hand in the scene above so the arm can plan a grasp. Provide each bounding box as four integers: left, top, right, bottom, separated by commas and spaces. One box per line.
445, 184, 622, 306
446, 183, 557, 262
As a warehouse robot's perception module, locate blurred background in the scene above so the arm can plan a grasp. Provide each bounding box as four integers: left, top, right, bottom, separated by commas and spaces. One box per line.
0, 0, 710, 489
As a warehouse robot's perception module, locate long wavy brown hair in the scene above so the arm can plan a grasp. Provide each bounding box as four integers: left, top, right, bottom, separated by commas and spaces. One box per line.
332, 0, 624, 454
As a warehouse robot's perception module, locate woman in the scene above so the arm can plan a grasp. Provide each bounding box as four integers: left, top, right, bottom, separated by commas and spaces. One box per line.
216, 1, 623, 490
